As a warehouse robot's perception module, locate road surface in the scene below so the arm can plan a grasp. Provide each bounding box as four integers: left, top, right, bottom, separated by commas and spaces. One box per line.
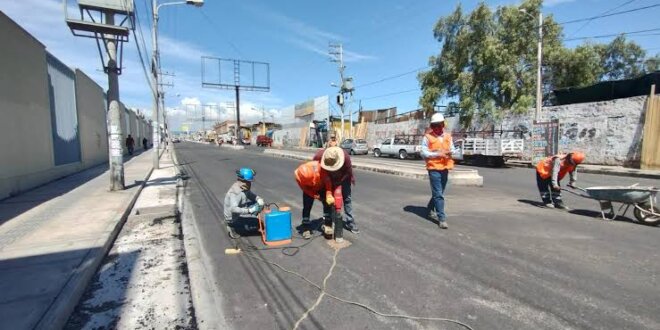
176, 141, 659, 330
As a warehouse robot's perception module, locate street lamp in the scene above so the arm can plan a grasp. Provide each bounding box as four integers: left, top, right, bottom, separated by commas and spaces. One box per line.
520, 8, 543, 122
152, 0, 204, 169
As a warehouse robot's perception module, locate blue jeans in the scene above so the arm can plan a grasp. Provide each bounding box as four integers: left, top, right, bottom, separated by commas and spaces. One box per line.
427, 170, 449, 222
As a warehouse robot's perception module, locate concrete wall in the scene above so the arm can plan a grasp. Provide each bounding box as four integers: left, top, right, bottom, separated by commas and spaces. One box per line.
498, 96, 648, 166
75, 69, 108, 167
0, 12, 61, 199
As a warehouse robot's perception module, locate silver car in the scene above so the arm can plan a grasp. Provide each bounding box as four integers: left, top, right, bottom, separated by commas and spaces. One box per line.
340, 138, 369, 155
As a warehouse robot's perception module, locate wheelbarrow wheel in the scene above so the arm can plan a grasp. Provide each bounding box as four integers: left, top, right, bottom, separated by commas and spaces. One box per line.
633, 201, 660, 226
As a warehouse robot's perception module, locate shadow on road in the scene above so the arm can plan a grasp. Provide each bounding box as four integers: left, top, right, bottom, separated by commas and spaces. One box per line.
403, 205, 439, 225
517, 199, 546, 208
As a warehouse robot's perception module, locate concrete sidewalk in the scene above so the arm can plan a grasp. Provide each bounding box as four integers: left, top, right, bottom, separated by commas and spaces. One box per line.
262, 148, 484, 186
507, 160, 660, 179
66, 151, 194, 329
0, 150, 154, 330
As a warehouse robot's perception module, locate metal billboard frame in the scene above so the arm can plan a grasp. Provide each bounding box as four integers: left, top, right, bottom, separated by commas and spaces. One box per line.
201, 56, 270, 92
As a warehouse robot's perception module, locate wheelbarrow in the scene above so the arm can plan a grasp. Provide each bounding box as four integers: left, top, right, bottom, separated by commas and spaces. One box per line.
568, 184, 660, 225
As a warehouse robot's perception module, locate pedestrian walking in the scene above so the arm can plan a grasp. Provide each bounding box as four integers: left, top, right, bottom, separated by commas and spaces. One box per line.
223, 168, 264, 239
421, 113, 457, 229
142, 137, 148, 150
535, 151, 585, 210
313, 146, 358, 234
125, 134, 135, 155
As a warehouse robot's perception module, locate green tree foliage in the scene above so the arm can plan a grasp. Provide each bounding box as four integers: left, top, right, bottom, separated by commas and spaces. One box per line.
420, 0, 657, 127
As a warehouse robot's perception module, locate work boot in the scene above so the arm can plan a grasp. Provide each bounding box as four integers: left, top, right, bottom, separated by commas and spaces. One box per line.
544, 203, 555, 209
438, 221, 448, 229
226, 224, 240, 239
300, 221, 312, 240
345, 222, 360, 234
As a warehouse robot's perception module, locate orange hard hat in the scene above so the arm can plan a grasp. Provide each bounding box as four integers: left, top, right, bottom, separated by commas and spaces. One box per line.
570, 151, 585, 164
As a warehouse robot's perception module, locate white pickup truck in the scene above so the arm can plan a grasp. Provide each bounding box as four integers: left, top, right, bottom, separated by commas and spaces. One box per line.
372, 136, 422, 159
453, 137, 524, 167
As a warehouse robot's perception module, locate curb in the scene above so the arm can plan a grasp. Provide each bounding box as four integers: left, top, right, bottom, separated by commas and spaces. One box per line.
506, 162, 660, 180
262, 149, 484, 186
172, 147, 226, 330
36, 161, 154, 330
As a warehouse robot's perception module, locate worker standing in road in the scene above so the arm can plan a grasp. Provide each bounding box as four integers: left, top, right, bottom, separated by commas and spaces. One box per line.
535, 151, 585, 210
223, 168, 264, 239
313, 145, 358, 234
421, 113, 457, 229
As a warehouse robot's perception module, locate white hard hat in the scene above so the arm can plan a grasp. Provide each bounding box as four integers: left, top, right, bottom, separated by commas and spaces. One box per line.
431, 113, 445, 124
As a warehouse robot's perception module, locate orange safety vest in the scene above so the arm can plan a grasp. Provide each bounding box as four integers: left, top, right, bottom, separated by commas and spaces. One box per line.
294, 161, 327, 199
536, 155, 576, 181
425, 133, 454, 171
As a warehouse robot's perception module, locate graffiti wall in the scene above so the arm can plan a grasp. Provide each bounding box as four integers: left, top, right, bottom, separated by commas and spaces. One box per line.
499, 96, 648, 166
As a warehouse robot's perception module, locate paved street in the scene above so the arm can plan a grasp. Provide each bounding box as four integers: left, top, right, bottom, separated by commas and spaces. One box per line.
176, 141, 660, 330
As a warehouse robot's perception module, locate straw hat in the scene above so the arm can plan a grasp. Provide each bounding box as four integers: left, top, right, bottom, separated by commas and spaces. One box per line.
320, 147, 345, 172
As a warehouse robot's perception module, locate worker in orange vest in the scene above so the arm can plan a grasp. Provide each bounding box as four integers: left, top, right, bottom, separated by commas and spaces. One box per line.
294, 158, 344, 239
535, 151, 585, 209
421, 113, 458, 229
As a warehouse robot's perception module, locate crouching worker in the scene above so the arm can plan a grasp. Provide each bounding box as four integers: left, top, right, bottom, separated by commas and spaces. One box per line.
223, 168, 264, 239
535, 151, 585, 210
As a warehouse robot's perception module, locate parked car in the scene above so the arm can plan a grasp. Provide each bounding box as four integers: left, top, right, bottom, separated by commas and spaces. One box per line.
171, 138, 181, 143
256, 135, 273, 147
340, 138, 368, 155
372, 136, 422, 159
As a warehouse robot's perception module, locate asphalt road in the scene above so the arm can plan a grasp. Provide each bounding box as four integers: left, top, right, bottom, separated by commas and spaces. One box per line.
176, 141, 659, 330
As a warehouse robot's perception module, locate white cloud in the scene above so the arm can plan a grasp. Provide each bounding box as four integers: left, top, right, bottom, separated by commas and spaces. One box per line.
244, 3, 375, 62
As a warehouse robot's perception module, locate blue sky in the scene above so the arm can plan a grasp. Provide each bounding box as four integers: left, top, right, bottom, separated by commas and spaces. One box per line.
2, 0, 659, 131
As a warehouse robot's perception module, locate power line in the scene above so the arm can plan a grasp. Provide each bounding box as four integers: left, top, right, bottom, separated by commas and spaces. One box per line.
564, 27, 660, 41
361, 88, 419, 101
355, 66, 430, 88
130, 1, 157, 97
567, 0, 638, 38
557, 3, 660, 26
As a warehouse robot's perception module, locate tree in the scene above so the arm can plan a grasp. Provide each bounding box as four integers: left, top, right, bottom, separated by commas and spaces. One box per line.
421, 0, 657, 127
419, 0, 563, 127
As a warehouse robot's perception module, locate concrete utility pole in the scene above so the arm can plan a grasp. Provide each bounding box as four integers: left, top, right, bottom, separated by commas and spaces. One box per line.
151, 0, 161, 169
152, 0, 203, 168
106, 13, 125, 190
330, 43, 354, 141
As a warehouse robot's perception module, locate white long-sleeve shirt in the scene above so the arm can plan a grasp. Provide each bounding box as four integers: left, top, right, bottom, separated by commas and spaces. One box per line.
223, 181, 259, 222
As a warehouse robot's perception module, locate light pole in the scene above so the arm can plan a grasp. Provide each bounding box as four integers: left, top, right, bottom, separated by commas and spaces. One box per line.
520, 8, 543, 122
152, 0, 204, 169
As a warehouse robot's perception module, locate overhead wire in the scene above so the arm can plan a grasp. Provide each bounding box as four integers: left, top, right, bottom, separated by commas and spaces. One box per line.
566, 0, 639, 38
198, 9, 245, 57
129, 0, 157, 97
564, 27, 660, 41
557, 2, 660, 26
355, 66, 430, 89
361, 88, 420, 101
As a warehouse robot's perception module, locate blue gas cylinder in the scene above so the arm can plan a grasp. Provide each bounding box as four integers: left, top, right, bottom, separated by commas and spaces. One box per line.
264, 208, 292, 242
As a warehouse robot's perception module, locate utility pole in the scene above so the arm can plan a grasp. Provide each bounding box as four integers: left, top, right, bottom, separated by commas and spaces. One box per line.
261, 106, 266, 135
151, 0, 160, 169
329, 43, 354, 141
536, 12, 543, 122
106, 13, 124, 190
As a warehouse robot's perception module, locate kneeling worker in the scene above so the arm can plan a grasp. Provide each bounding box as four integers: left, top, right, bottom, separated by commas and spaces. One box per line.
223, 168, 264, 239
535, 151, 585, 209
